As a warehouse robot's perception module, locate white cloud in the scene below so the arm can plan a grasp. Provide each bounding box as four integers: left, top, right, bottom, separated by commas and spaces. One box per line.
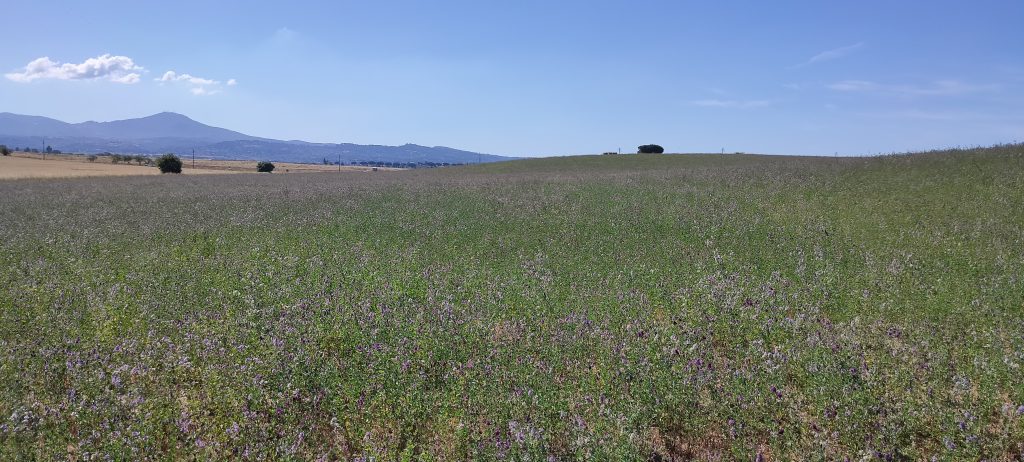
190, 87, 221, 96
158, 71, 217, 86
158, 70, 235, 96
827, 79, 999, 96
692, 99, 772, 109
5, 54, 143, 84
805, 42, 865, 65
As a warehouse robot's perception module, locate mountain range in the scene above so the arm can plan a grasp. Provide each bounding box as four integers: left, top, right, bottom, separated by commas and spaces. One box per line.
0, 112, 511, 164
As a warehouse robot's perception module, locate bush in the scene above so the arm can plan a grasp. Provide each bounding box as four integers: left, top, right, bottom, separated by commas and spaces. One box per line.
156, 154, 183, 174
87, 155, 98, 162
256, 161, 275, 173
638, 144, 665, 154
0, 145, 10, 156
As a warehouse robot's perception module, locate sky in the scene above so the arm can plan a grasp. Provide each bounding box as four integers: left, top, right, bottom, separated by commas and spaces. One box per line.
2, 0, 1023, 157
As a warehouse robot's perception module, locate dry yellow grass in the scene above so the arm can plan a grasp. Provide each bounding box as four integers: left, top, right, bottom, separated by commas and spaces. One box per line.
0, 152, 395, 180
0, 153, 231, 179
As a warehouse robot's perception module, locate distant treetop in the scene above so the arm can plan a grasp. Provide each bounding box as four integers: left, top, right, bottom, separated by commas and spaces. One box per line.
256, 161, 275, 173
156, 153, 183, 174
637, 144, 665, 154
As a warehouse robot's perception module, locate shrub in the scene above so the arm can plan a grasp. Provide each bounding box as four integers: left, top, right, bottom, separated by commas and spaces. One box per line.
256, 161, 275, 173
638, 144, 665, 154
0, 145, 10, 156
156, 154, 183, 174
87, 155, 98, 162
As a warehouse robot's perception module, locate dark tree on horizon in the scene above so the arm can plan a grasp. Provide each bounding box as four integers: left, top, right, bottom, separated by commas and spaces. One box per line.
638, 144, 665, 154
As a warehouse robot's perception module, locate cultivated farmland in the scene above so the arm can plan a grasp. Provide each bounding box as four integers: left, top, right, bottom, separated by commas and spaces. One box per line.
0, 152, 383, 180
0, 147, 1022, 460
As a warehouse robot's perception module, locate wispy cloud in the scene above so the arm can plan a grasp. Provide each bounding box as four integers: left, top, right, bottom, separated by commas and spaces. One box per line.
5, 54, 143, 84
272, 27, 298, 42
861, 109, 1021, 122
827, 79, 999, 96
692, 99, 772, 109
809, 42, 864, 65
827, 80, 877, 92
157, 70, 235, 96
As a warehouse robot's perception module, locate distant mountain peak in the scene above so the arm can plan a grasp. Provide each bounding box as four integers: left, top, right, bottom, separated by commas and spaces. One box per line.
146, 112, 193, 120
0, 112, 513, 164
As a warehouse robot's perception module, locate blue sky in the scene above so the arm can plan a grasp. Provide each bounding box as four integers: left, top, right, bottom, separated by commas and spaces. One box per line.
2, 0, 1023, 157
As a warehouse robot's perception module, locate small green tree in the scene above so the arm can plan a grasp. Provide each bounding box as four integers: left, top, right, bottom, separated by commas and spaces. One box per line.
156, 154, 183, 174
0, 145, 10, 156
256, 161, 275, 173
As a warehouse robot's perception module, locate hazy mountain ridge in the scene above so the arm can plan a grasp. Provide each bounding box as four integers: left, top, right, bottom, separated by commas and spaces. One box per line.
0, 112, 511, 164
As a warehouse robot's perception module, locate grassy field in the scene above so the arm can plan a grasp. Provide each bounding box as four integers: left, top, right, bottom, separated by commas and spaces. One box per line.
0, 152, 386, 179
0, 146, 1022, 460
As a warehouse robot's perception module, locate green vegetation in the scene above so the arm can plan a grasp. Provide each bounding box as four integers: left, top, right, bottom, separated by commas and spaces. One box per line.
257, 161, 276, 173
638, 144, 665, 154
0, 145, 9, 156
0, 146, 1022, 460
156, 153, 183, 173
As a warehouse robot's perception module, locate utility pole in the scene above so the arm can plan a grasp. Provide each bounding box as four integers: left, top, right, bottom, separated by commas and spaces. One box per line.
338, 153, 341, 172
192, 149, 195, 169
42, 139, 45, 160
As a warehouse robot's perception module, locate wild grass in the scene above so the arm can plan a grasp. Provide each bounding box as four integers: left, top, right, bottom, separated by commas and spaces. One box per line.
0, 145, 1022, 460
